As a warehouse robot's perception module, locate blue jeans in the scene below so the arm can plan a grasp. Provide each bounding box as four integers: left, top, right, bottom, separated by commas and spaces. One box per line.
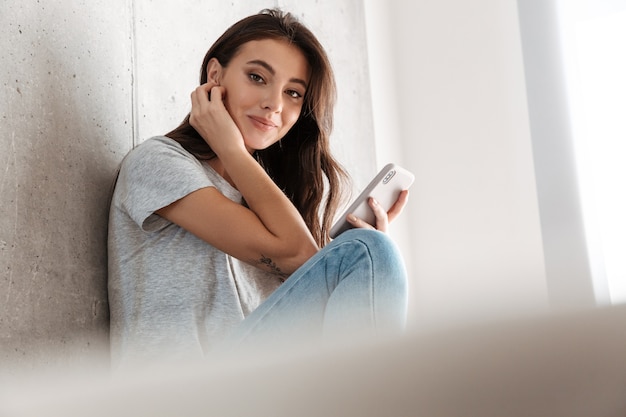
224, 229, 408, 349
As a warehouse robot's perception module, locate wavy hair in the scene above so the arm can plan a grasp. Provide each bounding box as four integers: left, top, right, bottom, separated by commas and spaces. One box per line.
166, 9, 349, 246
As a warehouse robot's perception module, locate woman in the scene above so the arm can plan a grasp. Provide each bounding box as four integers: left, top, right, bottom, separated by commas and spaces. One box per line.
108, 8, 409, 370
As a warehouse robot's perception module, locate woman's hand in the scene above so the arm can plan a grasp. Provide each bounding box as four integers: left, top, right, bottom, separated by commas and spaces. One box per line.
189, 83, 246, 156
159, 84, 319, 276
347, 190, 409, 233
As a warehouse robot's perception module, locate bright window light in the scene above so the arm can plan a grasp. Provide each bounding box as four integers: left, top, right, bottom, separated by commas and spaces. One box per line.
558, 1, 626, 304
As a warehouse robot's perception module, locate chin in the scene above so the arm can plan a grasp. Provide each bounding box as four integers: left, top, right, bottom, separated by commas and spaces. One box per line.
244, 137, 281, 152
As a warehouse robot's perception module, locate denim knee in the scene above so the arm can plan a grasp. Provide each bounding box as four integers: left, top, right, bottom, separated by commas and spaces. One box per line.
335, 229, 408, 285
329, 229, 409, 330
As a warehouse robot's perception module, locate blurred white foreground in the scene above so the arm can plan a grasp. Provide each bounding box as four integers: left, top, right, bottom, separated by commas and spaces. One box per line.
2, 304, 626, 417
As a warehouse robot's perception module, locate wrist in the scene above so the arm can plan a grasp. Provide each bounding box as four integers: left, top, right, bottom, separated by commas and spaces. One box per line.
211, 138, 249, 162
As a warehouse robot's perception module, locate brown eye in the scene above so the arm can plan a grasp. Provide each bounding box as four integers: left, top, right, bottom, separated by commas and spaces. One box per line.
249, 73, 264, 83
286, 89, 303, 99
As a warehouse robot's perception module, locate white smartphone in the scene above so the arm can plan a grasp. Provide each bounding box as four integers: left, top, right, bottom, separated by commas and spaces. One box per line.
330, 163, 415, 239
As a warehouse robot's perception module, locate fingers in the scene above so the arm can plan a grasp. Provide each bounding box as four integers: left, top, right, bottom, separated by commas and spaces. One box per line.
387, 190, 409, 223
346, 212, 376, 231
191, 83, 210, 107
369, 197, 389, 232
346, 190, 410, 234
191, 83, 222, 113
346, 197, 389, 233
189, 83, 244, 154
207, 84, 225, 102
190, 85, 225, 130
190, 84, 213, 127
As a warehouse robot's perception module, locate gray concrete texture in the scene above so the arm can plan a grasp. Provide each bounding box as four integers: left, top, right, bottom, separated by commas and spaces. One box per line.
1, 0, 375, 372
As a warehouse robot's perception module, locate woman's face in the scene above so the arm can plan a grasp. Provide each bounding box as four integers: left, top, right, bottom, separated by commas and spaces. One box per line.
215, 39, 310, 152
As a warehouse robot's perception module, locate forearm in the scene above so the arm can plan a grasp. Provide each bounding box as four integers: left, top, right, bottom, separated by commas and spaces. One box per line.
219, 147, 319, 260
188, 83, 318, 267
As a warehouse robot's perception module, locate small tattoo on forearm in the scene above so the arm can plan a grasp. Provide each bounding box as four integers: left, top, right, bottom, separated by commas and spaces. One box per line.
259, 255, 288, 281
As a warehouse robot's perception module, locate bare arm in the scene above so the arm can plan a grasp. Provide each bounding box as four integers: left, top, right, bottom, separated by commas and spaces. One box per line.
158, 84, 318, 276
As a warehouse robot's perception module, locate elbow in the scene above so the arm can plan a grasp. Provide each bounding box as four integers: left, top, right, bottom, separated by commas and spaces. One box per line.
281, 240, 319, 275
299, 242, 319, 265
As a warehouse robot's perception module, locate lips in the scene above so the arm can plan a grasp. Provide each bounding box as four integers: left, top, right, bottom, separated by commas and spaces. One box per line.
249, 115, 278, 131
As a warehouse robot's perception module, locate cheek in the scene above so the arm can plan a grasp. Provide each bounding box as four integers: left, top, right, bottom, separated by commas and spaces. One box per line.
283, 107, 302, 131
223, 84, 252, 113
223, 92, 242, 114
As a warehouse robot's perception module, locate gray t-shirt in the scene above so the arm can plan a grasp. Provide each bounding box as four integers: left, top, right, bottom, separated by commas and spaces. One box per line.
107, 136, 282, 369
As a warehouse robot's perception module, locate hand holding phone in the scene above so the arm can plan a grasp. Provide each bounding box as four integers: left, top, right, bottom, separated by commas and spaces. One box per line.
330, 163, 414, 238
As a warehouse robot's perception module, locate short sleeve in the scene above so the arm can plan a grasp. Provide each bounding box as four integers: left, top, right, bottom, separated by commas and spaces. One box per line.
114, 137, 214, 232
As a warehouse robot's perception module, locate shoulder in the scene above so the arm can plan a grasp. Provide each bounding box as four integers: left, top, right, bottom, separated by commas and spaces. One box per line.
128, 136, 192, 160
112, 136, 218, 220
120, 136, 201, 173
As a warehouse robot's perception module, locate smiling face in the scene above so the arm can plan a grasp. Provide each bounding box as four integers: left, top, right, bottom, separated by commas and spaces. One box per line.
208, 38, 310, 153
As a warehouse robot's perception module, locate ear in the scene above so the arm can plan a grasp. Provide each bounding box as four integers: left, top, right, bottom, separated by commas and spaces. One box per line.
206, 58, 223, 85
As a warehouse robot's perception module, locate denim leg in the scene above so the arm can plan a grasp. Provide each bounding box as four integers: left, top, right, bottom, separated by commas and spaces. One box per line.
223, 229, 408, 349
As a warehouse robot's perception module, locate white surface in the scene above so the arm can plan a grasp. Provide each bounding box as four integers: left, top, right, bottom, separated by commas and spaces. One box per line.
3, 305, 626, 417
366, 0, 549, 328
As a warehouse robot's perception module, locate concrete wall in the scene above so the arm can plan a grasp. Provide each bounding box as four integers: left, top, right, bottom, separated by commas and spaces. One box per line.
1, 0, 132, 372
0, 0, 375, 372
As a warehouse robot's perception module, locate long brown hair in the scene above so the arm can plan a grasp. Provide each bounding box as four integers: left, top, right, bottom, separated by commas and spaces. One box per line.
167, 9, 349, 246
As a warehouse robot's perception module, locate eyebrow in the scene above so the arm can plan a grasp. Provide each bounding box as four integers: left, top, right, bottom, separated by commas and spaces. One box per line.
246, 59, 308, 90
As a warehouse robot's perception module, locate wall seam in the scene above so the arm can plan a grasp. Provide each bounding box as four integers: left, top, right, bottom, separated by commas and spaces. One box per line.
129, 0, 139, 149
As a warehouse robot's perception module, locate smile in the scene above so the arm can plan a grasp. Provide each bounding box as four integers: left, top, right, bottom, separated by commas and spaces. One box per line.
249, 116, 278, 131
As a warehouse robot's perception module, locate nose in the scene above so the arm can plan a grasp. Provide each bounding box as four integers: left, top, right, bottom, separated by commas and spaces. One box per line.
261, 87, 283, 113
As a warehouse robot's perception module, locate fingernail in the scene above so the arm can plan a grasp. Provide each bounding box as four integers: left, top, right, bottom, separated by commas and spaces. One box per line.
348, 214, 357, 222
